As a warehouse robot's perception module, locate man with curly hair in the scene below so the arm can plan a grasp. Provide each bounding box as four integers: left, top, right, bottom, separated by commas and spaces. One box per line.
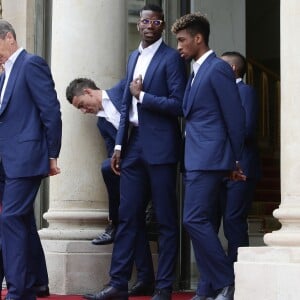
172, 13, 245, 300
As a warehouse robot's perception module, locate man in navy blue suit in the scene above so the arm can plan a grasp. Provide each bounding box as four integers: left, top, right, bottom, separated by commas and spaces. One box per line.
66, 78, 123, 247
66, 78, 155, 296
0, 20, 62, 300
0, 162, 5, 295
84, 4, 186, 300
172, 14, 245, 300
0, 161, 50, 299
219, 51, 261, 264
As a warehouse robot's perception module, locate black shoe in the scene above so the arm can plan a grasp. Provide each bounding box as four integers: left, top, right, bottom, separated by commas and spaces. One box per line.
128, 281, 154, 296
91, 223, 116, 245
83, 285, 128, 300
214, 285, 235, 300
34, 284, 50, 297
191, 295, 215, 300
151, 289, 172, 300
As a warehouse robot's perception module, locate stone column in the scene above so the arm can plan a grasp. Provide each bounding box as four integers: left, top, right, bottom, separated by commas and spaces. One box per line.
39, 0, 126, 295
235, 1, 300, 299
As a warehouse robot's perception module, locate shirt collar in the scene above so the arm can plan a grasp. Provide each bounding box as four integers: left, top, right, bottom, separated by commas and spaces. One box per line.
193, 49, 214, 75
4, 47, 24, 71
102, 89, 108, 100
236, 78, 242, 83
138, 37, 162, 55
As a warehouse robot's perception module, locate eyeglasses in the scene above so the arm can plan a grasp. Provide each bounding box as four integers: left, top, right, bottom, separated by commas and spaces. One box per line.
139, 19, 164, 27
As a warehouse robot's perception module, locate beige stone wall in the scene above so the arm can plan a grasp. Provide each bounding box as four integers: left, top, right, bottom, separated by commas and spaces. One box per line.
235, 1, 300, 299
1, 0, 35, 52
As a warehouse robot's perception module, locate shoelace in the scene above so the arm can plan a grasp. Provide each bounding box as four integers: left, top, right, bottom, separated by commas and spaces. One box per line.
97, 232, 112, 240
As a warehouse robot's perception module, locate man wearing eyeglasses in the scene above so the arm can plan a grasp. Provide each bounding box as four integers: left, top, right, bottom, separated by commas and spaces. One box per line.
83, 4, 186, 300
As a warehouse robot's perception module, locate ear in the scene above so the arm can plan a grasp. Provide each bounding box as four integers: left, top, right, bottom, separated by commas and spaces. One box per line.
136, 22, 140, 32
194, 33, 203, 44
6, 31, 15, 43
83, 88, 92, 95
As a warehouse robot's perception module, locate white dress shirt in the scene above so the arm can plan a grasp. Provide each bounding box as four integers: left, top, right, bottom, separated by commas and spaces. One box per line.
0, 47, 24, 105
97, 90, 120, 130
129, 37, 162, 126
192, 49, 213, 85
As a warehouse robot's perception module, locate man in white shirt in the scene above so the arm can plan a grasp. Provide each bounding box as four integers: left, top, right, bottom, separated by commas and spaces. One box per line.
66, 78, 155, 296
0, 19, 62, 300
172, 13, 246, 300
89, 4, 187, 300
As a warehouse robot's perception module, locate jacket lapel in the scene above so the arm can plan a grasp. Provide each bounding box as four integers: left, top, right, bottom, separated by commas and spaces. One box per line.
184, 52, 216, 116
142, 42, 166, 90
182, 72, 194, 115
128, 50, 140, 81
106, 90, 121, 112
124, 50, 140, 103
0, 49, 26, 115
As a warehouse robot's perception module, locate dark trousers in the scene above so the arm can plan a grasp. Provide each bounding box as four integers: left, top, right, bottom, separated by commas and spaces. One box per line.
109, 128, 178, 290
220, 178, 256, 263
0, 164, 48, 294
183, 170, 234, 296
102, 157, 154, 283
1, 176, 43, 300
101, 158, 120, 225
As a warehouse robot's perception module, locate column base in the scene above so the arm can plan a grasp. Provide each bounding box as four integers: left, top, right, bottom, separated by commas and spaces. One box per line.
41, 239, 112, 295
235, 246, 300, 300
40, 239, 159, 295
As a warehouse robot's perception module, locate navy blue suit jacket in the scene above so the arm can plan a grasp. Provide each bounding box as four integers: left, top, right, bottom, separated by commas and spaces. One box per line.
96, 79, 125, 157
237, 81, 261, 179
0, 50, 62, 178
97, 118, 117, 157
183, 52, 245, 171
115, 42, 186, 164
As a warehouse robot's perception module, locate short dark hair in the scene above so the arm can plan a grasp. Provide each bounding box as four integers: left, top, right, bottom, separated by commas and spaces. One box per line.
0, 20, 16, 40
171, 12, 210, 45
221, 51, 247, 78
140, 4, 164, 21
66, 78, 99, 103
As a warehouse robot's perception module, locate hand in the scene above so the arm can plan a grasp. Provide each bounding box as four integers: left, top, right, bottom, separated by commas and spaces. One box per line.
49, 158, 61, 176
130, 74, 143, 100
229, 161, 246, 181
229, 170, 247, 181
111, 150, 121, 175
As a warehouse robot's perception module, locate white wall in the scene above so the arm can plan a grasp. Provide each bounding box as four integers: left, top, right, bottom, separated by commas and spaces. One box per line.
191, 0, 246, 56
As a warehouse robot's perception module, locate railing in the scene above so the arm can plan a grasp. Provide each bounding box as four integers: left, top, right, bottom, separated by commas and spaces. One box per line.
247, 58, 281, 156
